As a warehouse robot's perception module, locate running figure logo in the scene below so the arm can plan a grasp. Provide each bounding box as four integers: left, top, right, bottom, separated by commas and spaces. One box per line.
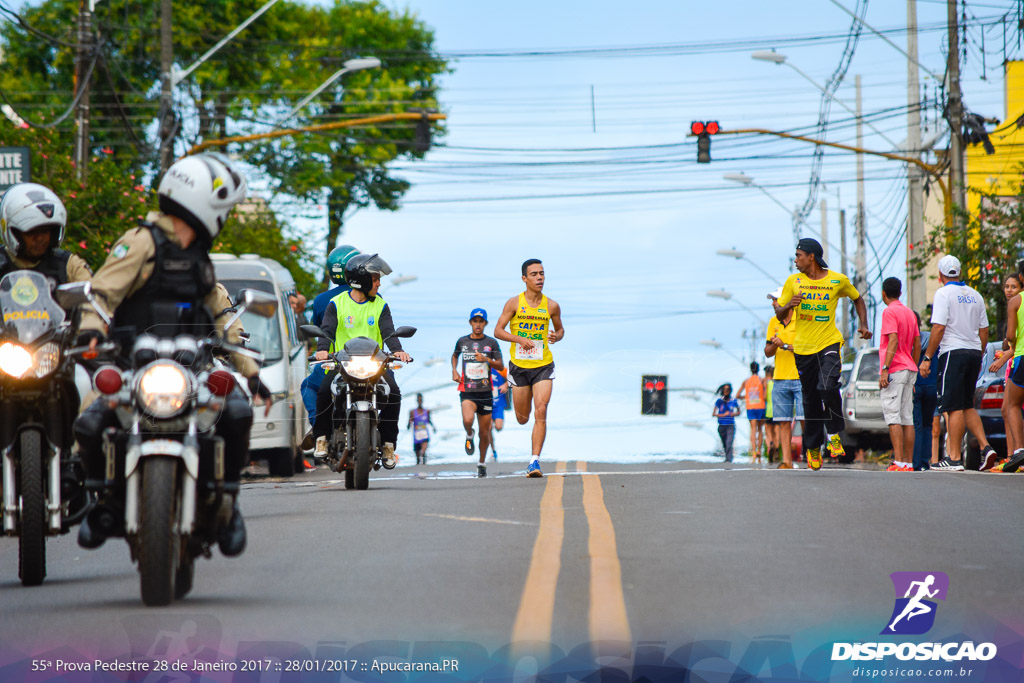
881, 571, 949, 635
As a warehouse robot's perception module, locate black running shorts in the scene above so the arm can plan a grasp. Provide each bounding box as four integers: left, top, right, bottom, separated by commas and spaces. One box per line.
460, 392, 493, 415
508, 362, 556, 387
935, 349, 982, 413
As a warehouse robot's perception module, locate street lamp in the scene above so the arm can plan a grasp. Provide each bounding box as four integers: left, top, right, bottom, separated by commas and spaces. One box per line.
707, 289, 767, 326
715, 247, 782, 286
751, 50, 898, 148
700, 338, 745, 364
723, 172, 855, 264
274, 57, 382, 127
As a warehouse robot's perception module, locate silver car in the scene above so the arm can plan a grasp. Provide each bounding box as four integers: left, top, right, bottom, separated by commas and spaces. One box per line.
841, 346, 891, 450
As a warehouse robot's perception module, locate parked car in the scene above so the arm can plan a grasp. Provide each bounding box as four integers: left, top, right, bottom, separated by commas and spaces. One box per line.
965, 342, 1009, 469
840, 346, 891, 452
211, 254, 308, 476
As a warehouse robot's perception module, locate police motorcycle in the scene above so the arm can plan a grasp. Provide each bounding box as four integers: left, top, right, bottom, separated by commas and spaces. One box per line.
0, 272, 93, 586
73, 285, 276, 606
301, 324, 415, 490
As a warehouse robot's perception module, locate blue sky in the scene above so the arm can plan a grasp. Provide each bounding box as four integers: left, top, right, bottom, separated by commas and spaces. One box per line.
299, 0, 1016, 460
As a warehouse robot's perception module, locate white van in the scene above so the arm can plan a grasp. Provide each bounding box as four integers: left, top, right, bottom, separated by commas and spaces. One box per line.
211, 254, 308, 476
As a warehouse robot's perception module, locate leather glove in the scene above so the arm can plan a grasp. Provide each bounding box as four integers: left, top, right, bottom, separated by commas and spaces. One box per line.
247, 376, 272, 401
76, 330, 105, 347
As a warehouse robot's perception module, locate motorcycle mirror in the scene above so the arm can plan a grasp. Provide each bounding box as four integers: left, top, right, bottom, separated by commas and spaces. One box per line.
239, 289, 278, 319
299, 324, 330, 340
55, 281, 111, 325
385, 326, 417, 341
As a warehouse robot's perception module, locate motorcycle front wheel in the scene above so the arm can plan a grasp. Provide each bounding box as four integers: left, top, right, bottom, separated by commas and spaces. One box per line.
139, 457, 180, 606
18, 430, 46, 586
354, 412, 372, 490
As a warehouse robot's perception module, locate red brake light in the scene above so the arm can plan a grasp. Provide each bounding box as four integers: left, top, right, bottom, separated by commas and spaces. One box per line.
979, 383, 1004, 409
94, 366, 123, 395
705, 121, 720, 135
690, 121, 705, 135
207, 370, 236, 397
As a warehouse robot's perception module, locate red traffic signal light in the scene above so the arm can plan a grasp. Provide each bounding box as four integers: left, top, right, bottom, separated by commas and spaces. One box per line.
690, 121, 705, 135
705, 120, 720, 135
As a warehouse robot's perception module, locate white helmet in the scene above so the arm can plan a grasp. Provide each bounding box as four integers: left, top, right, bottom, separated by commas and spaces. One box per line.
157, 153, 247, 242
0, 183, 67, 257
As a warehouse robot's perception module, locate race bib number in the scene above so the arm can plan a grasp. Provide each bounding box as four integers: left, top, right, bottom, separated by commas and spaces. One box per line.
465, 361, 488, 380
517, 342, 543, 360
414, 427, 428, 441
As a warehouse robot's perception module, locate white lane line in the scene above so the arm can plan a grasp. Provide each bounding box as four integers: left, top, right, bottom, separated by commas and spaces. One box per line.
420, 513, 534, 526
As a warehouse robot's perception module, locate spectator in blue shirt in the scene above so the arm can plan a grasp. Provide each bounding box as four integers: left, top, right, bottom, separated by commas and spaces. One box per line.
713, 383, 741, 462
912, 310, 938, 470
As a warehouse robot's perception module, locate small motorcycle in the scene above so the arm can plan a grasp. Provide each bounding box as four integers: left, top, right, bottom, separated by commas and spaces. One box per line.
73, 286, 277, 606
0, 271, 92, 586
301, 324, 415, 490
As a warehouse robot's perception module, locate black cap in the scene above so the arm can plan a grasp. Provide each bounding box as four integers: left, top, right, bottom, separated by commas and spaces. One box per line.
796, 237, 828, 269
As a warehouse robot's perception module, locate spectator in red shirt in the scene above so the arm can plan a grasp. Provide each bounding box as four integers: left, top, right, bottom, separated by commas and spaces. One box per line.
879, 277, 921, 471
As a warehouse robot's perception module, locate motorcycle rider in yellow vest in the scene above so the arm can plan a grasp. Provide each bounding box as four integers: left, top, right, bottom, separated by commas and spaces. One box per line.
311, 253, 411, 466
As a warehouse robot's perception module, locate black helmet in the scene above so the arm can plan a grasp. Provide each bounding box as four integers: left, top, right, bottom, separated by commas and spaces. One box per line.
344, 253, 393, 300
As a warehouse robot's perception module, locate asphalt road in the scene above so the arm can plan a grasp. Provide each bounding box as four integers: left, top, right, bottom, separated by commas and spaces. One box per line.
1, 460, 1022, 676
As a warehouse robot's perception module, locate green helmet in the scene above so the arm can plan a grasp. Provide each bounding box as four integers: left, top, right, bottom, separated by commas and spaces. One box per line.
327, 244, 360, 285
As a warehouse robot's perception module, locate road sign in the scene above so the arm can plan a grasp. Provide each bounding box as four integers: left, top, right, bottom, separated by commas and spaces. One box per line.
0, 147, 30, 193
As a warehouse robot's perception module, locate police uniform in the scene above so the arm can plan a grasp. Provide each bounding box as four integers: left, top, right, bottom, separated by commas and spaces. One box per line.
0, 245, 93, 284
311, 289, 404, 445
75, 211, 258, 489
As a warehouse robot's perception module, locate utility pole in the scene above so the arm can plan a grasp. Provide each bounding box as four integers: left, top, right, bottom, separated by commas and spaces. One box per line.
907, 0, 925, 314
947, 0, 965, 209
855, 74, 868, 350
73, 0, 94, 182
820, 198, 829, 266
158, 0, 174, 173
840, 208, 850, 343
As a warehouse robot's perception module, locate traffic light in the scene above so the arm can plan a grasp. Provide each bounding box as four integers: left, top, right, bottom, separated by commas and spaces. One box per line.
691, 120, 719, 163
641, 375, 668, 416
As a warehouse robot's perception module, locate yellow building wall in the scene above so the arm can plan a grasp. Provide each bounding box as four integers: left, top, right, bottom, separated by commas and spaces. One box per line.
966, 60, 1024, 214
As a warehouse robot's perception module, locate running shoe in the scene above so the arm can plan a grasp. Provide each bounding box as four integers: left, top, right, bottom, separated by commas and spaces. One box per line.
492, 450, 498, 462
777, 462, 793, 469
997, 449, 1024, 473
932, 456, 964, 471
828, 434, 845, 460
465, 429, 475, 455
382, 442, 399, 469
526, 461, 544, 478
886, 463, 900, 472
314, 436, 328, 458
980, 445, 1000, 472
303, 459, 317, 472
989, 458, 1009, 472
806, 447, 822, 471
477, 464, 487, 478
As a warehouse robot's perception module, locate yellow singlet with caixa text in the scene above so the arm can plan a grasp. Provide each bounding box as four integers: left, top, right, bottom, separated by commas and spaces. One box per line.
510, 292, 553, 368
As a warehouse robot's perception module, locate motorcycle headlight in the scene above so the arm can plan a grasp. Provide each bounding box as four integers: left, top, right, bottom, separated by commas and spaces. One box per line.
32, 342, 61, 378
341, 356, 382, 380
135, 361, 191, 418
0, 342, 33, 379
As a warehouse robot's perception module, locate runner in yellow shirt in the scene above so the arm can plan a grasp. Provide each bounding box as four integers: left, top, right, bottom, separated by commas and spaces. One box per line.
765, 286, 804, 469
775, 238, 872, 470
493, 259, 564, 478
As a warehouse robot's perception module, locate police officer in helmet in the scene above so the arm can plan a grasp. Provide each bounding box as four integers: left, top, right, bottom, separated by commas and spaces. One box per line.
74, 153, 270, 555
0, 182, 92, 284
312, 253, 411, 464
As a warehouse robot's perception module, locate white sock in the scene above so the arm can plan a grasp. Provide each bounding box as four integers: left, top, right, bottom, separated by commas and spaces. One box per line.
531, 455, 540, 463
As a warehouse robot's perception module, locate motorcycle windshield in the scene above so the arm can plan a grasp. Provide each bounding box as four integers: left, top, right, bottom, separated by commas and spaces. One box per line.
343, 337, 380, 356
0, 271, 65, 344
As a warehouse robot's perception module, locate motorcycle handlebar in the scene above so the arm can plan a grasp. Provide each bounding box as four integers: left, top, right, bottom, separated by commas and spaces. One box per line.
66, 341, 119, 360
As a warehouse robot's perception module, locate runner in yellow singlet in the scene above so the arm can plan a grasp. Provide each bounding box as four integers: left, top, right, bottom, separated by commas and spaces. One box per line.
493, 259, 564, 478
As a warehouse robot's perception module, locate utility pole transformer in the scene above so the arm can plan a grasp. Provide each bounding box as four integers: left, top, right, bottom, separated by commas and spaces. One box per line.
907, 0, 925, 314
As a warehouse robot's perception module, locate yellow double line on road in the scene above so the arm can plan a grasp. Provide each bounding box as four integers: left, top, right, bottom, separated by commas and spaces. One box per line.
511, 462, 631, 649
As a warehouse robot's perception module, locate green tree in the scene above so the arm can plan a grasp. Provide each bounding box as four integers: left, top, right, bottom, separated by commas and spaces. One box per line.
909, 183, 1024, 333
0, 0, 446, 285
